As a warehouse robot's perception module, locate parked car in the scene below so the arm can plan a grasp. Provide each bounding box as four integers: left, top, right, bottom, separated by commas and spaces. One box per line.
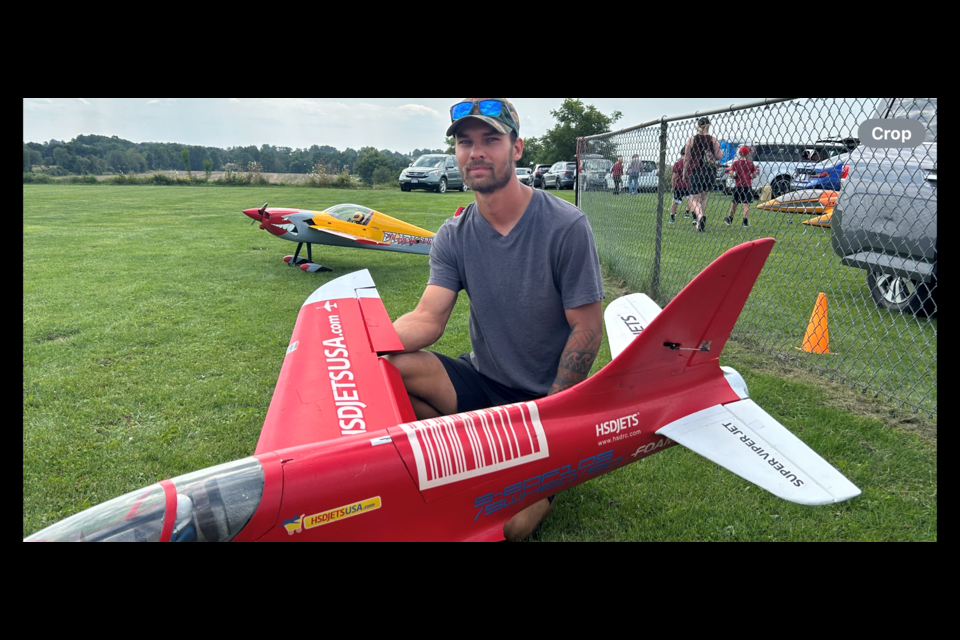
399, 154, 467, 193
533, 164, 553, 188
633, 160, 659, 192
516, 167, 533, 186
581, 155, 613, 191
792, 138, 859, 191
831, 98, 937, 317
722, 141, 852, 197
542, 162, 578, 190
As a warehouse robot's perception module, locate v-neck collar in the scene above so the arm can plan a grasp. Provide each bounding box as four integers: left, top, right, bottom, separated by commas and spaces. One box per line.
472, 189, 539, 242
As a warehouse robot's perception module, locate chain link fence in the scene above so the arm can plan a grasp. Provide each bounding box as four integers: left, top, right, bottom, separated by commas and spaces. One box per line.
576, 98, 937, 418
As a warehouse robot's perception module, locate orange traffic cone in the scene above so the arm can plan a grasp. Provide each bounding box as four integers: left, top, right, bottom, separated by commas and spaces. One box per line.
798, 293, 830, 354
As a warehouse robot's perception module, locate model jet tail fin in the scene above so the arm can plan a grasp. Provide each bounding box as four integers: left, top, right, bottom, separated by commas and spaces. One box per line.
657, 400, 861, 505
584, 239, 776, 393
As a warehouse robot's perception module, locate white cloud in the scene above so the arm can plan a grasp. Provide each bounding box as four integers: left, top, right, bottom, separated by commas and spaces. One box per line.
78, 98, 91, 106
397, 104, 440, 117
229, 98, 240, 102
147, 100, 160, 104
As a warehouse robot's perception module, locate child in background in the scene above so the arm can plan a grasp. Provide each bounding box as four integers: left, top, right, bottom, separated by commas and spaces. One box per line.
725, 146, 760, 228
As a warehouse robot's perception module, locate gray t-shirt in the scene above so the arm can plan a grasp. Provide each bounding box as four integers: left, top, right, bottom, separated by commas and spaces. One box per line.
428, 189, 605, 396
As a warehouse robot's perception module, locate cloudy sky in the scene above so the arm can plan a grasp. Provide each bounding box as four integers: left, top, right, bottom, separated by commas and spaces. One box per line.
23, 98, 769, 152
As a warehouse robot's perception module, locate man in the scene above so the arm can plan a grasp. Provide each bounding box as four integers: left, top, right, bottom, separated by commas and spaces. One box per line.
626, 154, 643, 195
669, 149, 691, 223
387, 98, 605, 542
725, 146, 760, 228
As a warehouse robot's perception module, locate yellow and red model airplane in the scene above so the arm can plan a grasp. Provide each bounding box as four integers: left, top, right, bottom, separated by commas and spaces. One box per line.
244, 203, 436, 272
755, 190, 838, 228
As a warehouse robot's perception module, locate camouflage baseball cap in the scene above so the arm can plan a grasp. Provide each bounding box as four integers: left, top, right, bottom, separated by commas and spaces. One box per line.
446, 98, 521, 137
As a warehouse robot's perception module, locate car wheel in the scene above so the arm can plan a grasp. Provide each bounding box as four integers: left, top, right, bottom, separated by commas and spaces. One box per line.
401, 185, 411, 192
867, 272, 937, 318
771, 176, 792, 198
437, 178, 447, 194
460, 181, 469, 192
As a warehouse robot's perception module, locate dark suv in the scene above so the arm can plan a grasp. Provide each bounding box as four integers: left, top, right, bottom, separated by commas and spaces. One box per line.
532, 164, 553, 188
831, 98, 937, 317
542, 162, 578, 190
399, 154, 466, 193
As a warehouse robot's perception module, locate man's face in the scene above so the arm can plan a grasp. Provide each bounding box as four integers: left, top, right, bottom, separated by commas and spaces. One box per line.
454, 119, 522, 194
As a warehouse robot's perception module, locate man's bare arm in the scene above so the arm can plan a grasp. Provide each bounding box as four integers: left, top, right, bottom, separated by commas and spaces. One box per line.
548, 302, 603, 396
392, 285, 459, 352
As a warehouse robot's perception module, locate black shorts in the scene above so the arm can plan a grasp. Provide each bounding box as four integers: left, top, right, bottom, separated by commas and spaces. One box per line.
732, 187, 755, 204
673, 187, 689, 201
688, 171, 715, 193
432, 352, 542, 413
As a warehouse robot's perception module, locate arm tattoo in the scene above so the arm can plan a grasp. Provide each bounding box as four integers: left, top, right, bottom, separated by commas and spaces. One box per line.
548, 323, 601, 396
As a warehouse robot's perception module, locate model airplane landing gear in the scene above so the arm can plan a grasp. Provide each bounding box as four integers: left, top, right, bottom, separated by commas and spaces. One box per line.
284, 243, 332, 273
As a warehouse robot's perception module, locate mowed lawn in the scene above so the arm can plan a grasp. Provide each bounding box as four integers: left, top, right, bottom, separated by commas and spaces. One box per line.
23, 185, 937, 541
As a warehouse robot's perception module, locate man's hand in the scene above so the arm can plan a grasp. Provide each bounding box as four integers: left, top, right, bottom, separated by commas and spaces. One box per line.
393, 285, 458, 353
548, 302, 603, 396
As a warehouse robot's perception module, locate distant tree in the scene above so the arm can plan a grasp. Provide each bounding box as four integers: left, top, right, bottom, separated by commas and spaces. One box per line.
203, 158, 213, 180
181, 149, 191, 176
372, 166, 396, 186
354, 147, 393, 185
125, 148, 145, 174
518, 135, 542, 168
445, 136, 456, 154
536, 99, 622, 163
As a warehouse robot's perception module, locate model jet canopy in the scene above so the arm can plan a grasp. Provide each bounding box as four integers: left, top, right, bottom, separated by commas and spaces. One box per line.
25, 458, 266, 543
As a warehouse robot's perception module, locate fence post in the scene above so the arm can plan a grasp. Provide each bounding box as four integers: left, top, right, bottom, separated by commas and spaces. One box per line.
652, 120, 668, 301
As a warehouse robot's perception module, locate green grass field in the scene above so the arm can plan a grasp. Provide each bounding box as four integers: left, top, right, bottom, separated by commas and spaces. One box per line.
23, 185, 937, 541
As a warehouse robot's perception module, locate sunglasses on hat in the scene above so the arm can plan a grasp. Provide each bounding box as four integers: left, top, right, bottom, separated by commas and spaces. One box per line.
450, 99, 506, 120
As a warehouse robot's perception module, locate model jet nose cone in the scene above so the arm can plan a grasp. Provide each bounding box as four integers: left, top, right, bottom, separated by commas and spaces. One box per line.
243, 208, 263, 221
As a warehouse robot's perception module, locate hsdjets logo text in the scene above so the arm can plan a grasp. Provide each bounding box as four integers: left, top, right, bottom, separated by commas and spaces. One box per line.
597, 413, 640, 437
322, 311, 368, 436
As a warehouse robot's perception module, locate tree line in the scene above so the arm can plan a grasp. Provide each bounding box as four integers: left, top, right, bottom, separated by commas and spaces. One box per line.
24, 99, 623, 183
22, 134, 446, 184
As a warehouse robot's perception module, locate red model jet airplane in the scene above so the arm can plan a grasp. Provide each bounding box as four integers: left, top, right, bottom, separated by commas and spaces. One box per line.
25, 238, 860, 542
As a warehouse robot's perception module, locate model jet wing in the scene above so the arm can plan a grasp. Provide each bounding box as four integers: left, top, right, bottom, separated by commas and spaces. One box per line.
656, 400, 862, 505
306, 226, 391, 246
255, 270, 414, 454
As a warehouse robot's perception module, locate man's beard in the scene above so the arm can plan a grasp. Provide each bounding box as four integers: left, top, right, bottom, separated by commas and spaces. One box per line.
463, 158, 514, 194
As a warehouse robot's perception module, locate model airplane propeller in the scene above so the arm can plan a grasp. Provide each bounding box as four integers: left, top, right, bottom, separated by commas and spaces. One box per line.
244, 203, 436, 273
24, 239, 860, 542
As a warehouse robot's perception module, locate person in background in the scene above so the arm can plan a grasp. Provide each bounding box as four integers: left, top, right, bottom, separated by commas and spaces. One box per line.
669, 148, 691, 223
626, 154, 643, 195
611, 156, 624, 195
725, 146, 760, 228
682, 117, 722, 232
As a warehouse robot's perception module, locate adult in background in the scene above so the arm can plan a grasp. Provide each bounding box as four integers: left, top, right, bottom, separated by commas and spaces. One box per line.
725, 146, 760, 228
611, 156, 625, 195
387, 98, 605, 542
682, 117, 722, 232
626, 154, 643, 195
669, 148, 691, 223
